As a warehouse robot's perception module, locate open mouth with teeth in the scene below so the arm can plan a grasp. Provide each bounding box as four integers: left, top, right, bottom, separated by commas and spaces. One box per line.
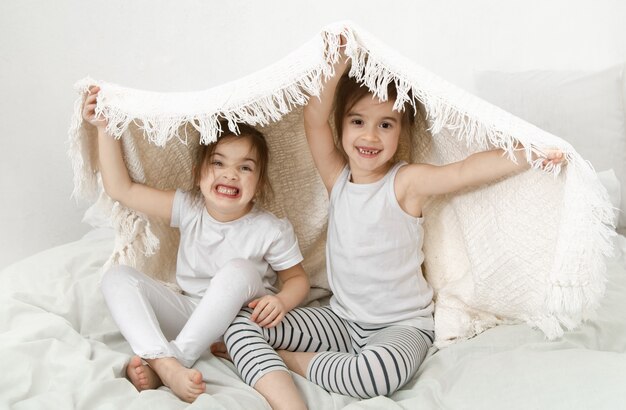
214, 184, 240, 198
356, 146, 381, 157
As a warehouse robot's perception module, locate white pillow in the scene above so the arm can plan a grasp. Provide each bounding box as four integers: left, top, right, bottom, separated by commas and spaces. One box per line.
474, 65, 626, 227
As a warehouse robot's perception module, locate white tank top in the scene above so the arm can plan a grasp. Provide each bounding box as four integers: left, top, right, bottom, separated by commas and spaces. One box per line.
326, 162, 434, 329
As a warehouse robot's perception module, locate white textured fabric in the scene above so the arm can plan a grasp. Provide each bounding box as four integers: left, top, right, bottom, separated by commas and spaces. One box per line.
474, 65, 626, 227
68, 22, 615, 346
327, 162, 434, 330
171, 190, 302, 298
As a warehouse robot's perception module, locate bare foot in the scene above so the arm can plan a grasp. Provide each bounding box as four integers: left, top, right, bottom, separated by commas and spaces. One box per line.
146, 357, 205, 403
210, 341, 231, 361
126, 355, 163, 391
277, 350, 317, 378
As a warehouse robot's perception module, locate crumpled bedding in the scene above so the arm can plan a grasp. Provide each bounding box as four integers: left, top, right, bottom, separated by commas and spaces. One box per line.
1, 229, 625, 409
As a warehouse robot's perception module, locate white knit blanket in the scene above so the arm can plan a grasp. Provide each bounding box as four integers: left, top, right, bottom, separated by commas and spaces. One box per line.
68, 22, 615, 347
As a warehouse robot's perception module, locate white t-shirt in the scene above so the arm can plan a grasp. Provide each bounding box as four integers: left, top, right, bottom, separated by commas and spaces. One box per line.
326, 162, 434, 330
171, 190, 303, 298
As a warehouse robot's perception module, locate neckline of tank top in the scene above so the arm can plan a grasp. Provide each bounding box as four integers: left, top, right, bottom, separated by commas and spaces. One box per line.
346, 162, 404, 188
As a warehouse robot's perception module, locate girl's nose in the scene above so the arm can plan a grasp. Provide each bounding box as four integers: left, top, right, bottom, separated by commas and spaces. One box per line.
222, 168, 238, 180
363, 128, 379, 141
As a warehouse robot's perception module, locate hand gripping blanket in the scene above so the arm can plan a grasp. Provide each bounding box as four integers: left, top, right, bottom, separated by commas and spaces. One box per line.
68, 22, 615, 347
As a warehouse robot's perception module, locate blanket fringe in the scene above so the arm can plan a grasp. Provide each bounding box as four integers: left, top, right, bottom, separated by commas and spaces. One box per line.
107, 202, 159, 268
69, 21, 615, 342
74, 46, 334, 150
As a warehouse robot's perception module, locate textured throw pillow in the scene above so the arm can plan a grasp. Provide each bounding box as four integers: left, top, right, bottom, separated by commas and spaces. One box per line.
474, 65, 626, 227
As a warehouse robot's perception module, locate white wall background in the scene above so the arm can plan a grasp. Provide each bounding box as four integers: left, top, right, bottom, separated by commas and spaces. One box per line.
1, 0, 625, 269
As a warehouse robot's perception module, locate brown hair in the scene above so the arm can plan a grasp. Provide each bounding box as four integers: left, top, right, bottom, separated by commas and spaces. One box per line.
193, 121, 273, 203
333, 73, 416, 161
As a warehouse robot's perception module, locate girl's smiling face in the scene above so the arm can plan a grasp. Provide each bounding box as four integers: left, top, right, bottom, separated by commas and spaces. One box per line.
198, 136, 260, 221
341, 95, 402, 183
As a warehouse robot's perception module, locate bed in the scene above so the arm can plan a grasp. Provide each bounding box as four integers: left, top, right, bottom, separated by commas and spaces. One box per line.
1, 228, 625, 409
2, 24, 626, 409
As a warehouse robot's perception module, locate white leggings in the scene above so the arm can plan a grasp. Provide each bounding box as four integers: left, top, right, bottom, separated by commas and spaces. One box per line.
101, 259, 266, 367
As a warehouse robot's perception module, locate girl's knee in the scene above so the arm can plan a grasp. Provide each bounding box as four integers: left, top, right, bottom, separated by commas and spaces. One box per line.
309, 351, 398, 398
356, 350, 405, 397
223, 308, 258, 344
226, 307, 254, 329
216, 259, 258, 280
228, 307, 252, 319
212, 259, 263, 295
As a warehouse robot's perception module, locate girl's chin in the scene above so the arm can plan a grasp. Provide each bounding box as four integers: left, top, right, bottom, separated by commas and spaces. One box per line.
205, 205, 250, 222
351, 156, 384, 167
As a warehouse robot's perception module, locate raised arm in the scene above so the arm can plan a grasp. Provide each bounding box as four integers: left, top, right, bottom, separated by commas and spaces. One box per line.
398, 146, 565, 215
83, 86, 175, 221
303, 48, 350, 193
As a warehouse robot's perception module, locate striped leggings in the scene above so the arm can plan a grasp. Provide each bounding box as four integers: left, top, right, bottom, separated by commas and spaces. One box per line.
224, 306, 433, 398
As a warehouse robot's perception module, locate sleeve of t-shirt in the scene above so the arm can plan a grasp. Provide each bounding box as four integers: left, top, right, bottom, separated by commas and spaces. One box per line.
265, 218, 304, 272
170, 189, 190, 229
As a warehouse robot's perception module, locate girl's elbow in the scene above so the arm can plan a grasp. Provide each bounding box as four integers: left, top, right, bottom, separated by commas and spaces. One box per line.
103, 183, 131, 204
295, 268, 311, 291
450, 166, 470, 191
102, 184, 120, 201
106, 190, 126, 204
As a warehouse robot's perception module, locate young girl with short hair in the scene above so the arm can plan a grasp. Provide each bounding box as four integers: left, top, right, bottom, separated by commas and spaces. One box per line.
82, 86, 310, 403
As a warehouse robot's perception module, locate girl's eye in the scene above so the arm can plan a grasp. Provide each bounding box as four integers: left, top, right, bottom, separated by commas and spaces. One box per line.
380, 122, 392, 129
351, 119, 363, 125
211, 160, 223, 167
241, 165, 253, 172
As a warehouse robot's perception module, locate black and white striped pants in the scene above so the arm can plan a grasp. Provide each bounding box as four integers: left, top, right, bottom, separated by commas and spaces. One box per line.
224, 306, 433, 399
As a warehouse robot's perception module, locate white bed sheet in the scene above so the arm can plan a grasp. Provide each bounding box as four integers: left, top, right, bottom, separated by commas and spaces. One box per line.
1, 228, 625, 409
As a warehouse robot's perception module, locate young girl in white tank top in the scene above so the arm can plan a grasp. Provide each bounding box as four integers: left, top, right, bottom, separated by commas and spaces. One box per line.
222, 37, 566, 410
